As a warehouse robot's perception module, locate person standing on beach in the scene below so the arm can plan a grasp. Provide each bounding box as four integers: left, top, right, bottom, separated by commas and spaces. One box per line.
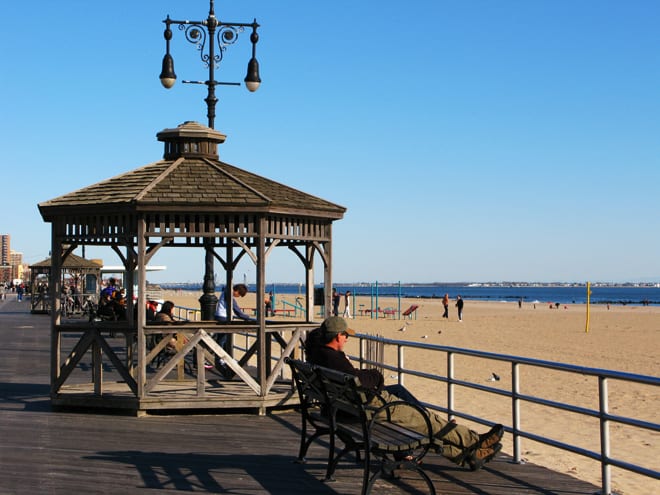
442, 293, 450, 318
342, 290, 352, 319
456, 295, 464, 322
332, 288, 341, 316
264, 291, 274, 317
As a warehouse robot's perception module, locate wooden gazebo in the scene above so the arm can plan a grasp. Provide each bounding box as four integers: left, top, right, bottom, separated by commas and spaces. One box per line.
38, 121, 345, 414
29, 253, 102, 315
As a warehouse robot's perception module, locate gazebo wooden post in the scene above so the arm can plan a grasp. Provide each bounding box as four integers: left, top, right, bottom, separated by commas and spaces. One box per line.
123, 248, 136, 373
305, 245, 315, 321
257, 217, 267, 393
136, 217, 148, 396
324, 236, 333, 321
49, 223, 63, 395
225, 243, 234, 356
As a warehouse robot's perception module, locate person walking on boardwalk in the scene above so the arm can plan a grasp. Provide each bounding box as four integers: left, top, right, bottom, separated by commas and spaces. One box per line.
306, 317, 504, 470
456, 295, 464, 322
442, 293, 450, 318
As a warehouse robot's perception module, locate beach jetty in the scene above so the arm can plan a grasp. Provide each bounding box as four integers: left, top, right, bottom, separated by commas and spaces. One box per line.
37, 121, 345, 415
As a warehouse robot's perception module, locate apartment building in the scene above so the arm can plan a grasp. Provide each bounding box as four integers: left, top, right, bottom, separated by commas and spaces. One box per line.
0, 234, 10, 284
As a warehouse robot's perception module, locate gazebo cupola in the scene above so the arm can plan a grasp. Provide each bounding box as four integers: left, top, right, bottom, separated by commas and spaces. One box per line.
157, 121, 227, 160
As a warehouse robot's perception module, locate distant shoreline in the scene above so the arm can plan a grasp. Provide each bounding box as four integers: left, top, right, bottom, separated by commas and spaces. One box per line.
159, 281, 659, 288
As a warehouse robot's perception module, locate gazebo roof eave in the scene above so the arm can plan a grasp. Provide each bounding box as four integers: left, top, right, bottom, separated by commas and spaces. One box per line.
39, 202, 346, 222
38, 203, 137, 222
134, 204, 345, 218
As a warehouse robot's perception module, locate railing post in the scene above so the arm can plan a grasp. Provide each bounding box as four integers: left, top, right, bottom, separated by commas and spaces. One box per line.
512, 361, 521, 463
447, 351, 455, 421
359, 335, 365, 368
599, 376, 611, 495
397, 344, 405, 387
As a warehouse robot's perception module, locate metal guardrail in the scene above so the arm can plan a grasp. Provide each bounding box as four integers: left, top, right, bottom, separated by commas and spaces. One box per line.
281, 299, 305, 318
354, 334, 659, 495
172, 305, 202, 322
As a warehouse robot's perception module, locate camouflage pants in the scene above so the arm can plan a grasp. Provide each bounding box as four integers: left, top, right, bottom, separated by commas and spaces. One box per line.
377, 386, 480, 464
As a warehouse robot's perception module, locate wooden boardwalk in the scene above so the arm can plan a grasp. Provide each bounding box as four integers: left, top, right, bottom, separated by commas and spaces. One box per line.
0, 297, 601, 494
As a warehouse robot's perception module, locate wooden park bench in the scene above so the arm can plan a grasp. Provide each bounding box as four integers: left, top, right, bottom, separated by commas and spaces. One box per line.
286, 358, 436, 495
402, 304, 419, 320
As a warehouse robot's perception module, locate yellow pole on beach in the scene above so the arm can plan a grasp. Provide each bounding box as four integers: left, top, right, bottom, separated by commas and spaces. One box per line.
585, 281, 591, 333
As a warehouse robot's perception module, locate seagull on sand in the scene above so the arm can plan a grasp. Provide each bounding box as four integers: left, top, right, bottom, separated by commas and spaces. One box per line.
487, 372, 501, 382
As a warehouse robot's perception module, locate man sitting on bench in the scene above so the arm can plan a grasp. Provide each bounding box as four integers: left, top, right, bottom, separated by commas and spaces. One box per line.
306, 316, 504, 471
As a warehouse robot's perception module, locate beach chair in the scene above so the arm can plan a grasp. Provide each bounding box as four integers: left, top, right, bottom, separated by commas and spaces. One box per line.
402, 304, 419, 320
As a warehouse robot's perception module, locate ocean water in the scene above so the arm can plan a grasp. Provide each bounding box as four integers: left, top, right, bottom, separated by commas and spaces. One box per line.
329, 284, 660, 306
163, 283, 660, 306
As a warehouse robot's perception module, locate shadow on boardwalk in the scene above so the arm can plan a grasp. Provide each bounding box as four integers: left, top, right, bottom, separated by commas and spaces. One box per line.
0, 296, 600, 494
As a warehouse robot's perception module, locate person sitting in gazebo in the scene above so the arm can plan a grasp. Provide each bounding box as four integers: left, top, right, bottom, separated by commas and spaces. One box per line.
154, 301, 179, 354
97, 292, 118, 320
100, 277, 118, 299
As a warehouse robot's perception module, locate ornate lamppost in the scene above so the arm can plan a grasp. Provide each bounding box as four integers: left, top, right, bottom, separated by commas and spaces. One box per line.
159, 0, 262, 319
159, 0, 261, 128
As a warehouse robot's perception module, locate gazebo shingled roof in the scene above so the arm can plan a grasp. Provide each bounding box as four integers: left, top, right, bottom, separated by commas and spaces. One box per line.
29, 253, 103, 269
39, 122, 345, 218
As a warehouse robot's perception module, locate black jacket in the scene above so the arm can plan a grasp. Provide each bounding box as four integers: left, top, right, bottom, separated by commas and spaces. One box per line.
308, 344, 384, 392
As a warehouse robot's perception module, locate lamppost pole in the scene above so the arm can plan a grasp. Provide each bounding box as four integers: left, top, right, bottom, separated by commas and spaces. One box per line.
159, 0, 262, 320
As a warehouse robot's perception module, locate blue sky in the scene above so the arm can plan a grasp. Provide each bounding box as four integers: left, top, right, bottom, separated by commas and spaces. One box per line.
1, 1, 659, 284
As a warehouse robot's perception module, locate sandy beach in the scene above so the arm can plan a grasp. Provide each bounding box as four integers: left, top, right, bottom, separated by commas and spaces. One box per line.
164, 290, 658, 495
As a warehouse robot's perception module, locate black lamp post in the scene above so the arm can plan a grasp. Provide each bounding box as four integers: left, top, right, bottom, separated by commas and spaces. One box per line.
159, 0, 261, 320
159, 0, 261, 129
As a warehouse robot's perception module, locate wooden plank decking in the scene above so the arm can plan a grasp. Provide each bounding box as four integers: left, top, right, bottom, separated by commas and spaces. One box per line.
0, 296, 601, 494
